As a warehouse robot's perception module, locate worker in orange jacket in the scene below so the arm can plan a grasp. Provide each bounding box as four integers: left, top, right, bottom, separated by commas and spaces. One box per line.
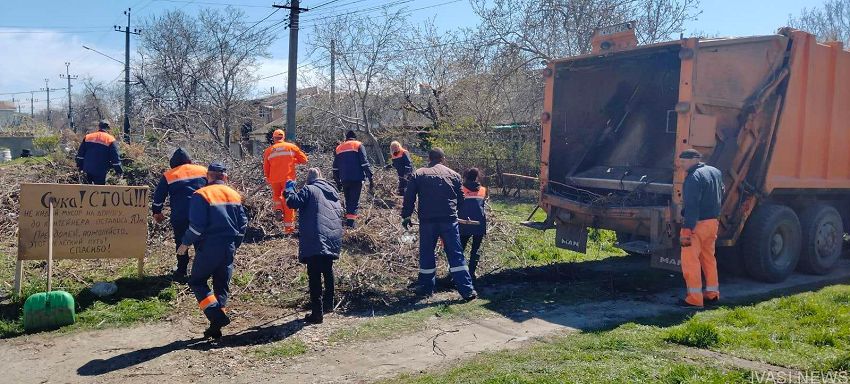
678, 149, 725, 308
263, 129, 308, 234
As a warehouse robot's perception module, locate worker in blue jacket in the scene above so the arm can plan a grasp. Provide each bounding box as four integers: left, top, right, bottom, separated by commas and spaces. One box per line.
401, 148, 477, 301
284, 168, 344, 324
75, 120, 122, 185
333, 130, 373, 227
152, 148, 208, 281
458, 168, 488, 282
388, 141, 413, 196
177, 162, 247, 339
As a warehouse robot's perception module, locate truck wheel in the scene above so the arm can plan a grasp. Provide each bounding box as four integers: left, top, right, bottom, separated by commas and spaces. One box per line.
798, 204, 843, 274
742, 204, 802, 283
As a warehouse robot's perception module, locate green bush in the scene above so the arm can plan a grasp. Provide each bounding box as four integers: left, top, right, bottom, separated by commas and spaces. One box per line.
665, 320, 722, 348
33, 135, 60, 153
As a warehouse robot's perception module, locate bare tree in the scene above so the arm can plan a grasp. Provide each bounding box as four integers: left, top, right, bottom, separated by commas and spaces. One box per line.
135, 7, 274, 152
472, 0, 700, 61
309, 9, 408, 163
790, 0, 850, 44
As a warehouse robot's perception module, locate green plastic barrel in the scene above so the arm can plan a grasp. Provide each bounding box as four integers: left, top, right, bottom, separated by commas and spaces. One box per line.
23, 291, 76, 332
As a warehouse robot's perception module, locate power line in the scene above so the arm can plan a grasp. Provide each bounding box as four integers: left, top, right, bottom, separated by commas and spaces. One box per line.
300, 0, 416, 23
300, 0, 463, 28
311, 0, 346, 9
151, 0, 271, 8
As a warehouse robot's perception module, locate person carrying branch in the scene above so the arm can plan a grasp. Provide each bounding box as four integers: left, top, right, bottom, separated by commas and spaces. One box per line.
151, 148, 208, 281
333, 130, 373, 228
401, 148, 477, 301
263, 129, 308, 234
76, 120, 122, 185
284, 168, 344, 324
178, 162, 247, 339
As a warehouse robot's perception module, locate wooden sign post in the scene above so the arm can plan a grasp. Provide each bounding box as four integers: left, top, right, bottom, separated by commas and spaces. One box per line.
15, 183, 150, 295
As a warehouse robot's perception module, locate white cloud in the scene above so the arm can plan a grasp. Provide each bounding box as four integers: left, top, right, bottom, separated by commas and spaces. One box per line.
0, 29, 124, 108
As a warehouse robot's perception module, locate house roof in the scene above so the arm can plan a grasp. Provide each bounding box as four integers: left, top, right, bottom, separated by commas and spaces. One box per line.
0, 101, 15, 111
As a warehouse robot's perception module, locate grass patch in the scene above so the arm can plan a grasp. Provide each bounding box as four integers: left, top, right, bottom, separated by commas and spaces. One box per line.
488, 197, 624, 268
384, 323, 750, 384
387, 286, 850, 382
0, 155, 51, 168
253, 338, 308, 359
0, 254, 179, 338
665, 320, 722, 348
665, 285, 850, 370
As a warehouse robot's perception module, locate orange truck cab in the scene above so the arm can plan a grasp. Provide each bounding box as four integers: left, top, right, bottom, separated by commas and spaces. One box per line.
534, 26, 850, 283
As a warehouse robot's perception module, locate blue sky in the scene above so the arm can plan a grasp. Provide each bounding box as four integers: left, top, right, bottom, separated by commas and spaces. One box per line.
0, 0, 826, 110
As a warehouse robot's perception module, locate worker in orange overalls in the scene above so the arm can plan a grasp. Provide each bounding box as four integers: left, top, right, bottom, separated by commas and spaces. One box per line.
263, 129, 308, 234
678, 149, 725, 308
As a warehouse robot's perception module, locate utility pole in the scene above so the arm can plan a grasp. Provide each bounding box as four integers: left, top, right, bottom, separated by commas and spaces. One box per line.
28, 91, 38, 118
115, 8, 141, 143
42, 78, 51, 123
330, 38, 335, 109
273, 1, 308, 142
59, 62, 78, 133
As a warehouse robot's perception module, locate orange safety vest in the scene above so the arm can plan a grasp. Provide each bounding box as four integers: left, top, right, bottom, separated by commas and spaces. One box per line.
263, 141, 308, 183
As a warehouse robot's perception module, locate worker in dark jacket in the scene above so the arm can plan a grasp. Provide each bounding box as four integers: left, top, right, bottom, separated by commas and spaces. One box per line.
458, 168, 487, 282
152, 148, 208, 280
401, 148, 477, 301
284, 168, 344, 324
76, 120, 122, 185
333, 130, 373, 227
177, 162, 247, 339
678, 149, 724, 308
389, 141, 413, 196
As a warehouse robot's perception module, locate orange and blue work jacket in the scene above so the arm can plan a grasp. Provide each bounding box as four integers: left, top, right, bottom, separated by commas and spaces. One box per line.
333, 139, 372, 182
263, 141, 308, 184
76, 130, 122, 176
181, 181, 248, 246
459, 183, 487, 236
391, 148, 413, 177
152, 164, 208, 222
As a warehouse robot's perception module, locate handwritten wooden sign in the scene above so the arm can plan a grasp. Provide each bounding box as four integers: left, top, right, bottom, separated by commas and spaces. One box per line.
17, 183, 149, 261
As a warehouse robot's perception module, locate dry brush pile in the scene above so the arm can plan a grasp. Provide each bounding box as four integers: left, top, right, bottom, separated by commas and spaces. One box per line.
0, 134, 522, 313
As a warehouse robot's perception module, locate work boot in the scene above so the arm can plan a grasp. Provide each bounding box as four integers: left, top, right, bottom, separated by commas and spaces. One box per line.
463, 290, 478, 302
344, 218, 355, 228
676, 299, 703, 309
274, 210, 283, 221
704, 297, 720, 307
203, 325, 223, 339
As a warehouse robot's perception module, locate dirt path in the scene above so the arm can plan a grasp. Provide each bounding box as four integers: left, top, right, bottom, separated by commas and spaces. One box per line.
1, 262, 848, 384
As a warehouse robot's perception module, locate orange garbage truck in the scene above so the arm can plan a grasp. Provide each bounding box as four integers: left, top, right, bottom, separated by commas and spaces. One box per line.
532, 24, 850, 283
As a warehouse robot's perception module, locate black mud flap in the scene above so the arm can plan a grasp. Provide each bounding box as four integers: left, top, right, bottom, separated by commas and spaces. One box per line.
650, 247, 682, 273
556, 224, 588, 253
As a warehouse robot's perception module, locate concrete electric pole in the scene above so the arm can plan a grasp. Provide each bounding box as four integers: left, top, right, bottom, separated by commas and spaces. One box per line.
114, 8, 141, 143
59, 62, 78, 133
273, 1, 308, 142
41, 78, 51, 123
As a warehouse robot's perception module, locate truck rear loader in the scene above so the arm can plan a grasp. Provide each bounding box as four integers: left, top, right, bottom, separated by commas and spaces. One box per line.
534, 25, 850, 283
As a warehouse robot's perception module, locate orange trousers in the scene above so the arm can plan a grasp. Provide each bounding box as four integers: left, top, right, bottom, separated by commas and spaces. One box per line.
270, 182, 296, 233
681, 219, 720, 306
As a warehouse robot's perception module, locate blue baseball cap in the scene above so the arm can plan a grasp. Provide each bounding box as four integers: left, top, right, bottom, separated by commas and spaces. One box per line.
208, 161, 227, 172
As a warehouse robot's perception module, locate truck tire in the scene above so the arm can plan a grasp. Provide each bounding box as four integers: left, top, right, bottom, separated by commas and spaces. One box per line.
798, 204, 843, 275
741, 204, 802, 283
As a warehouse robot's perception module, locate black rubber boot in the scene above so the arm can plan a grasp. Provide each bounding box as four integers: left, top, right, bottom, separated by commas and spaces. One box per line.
202, 307, 231, 338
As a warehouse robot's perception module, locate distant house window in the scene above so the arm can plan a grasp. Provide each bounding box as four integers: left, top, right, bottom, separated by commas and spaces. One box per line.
259, 105, 269, 119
